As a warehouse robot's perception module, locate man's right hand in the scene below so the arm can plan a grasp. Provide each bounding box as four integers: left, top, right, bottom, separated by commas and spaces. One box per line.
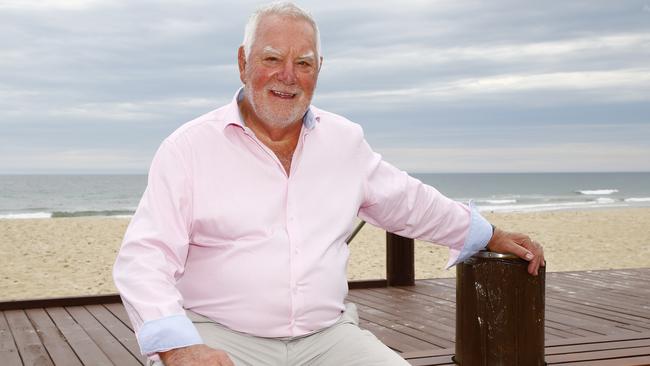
159, 344, 234, 366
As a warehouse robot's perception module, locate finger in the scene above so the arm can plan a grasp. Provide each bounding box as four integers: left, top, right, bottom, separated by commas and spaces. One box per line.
531, 240, 545, 268
506, 239, 535, 262
528, 255, 541, 276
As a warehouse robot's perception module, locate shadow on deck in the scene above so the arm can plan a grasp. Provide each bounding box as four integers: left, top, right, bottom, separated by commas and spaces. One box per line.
1, 268, 650, 365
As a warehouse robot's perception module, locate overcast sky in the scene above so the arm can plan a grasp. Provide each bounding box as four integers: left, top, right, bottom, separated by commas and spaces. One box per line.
1, 0, 649, 173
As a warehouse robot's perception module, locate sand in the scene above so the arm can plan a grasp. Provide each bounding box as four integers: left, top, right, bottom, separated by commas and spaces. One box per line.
1, 208, 649, 301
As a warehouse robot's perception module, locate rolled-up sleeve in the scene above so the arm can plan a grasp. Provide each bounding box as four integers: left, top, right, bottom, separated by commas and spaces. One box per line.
356, 137, 492, 267
113, 139, 203, 356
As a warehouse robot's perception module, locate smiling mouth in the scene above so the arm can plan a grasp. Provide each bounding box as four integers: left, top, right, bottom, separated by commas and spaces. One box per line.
270, 90, 297, 99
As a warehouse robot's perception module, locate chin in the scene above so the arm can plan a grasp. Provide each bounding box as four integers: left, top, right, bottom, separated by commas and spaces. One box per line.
259, 104, 308, 127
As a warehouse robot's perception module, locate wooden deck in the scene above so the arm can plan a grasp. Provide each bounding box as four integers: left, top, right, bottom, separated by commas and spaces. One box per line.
1, 268, 649, 365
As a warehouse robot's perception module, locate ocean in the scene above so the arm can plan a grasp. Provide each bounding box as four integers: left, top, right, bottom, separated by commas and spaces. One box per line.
1, 173, 649, 219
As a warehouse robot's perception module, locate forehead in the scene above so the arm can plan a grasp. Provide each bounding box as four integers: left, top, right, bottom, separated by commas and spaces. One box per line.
252, 14, 317, 54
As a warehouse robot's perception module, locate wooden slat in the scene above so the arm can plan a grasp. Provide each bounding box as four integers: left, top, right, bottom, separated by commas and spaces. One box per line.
85, 305, 146, 365
348, 293, 455, 347
4, 309, 53, 366
66, 306, 141, 366
0, 295, 122, 311
552, 356, 650, 366
104, 303, 133, 331
548, 338, 650, 355
546, 332, 650, 347
546, 346, 650, 363
46, 307, 113, 366
25, 308, 82, 366
0, 312, 22, 366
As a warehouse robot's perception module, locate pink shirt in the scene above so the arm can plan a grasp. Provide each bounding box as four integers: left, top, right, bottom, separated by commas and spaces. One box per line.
113, 89, 491, 356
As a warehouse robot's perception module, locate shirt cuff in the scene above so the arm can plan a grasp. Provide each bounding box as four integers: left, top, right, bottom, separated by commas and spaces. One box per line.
445, 201, 492, 269
137, 314, 203, 355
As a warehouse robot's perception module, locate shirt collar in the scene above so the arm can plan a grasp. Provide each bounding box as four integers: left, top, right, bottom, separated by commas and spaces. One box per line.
223, 87, 318, 130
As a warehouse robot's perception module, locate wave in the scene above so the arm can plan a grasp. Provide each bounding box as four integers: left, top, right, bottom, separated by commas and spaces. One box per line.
576, 189, 618, 195
0, 209, 135, 219
480, 199, 517, 205
476, 198, 632, 213
51, 210, 135, 218
625, 197, 650, 203
0, 212, 53, 219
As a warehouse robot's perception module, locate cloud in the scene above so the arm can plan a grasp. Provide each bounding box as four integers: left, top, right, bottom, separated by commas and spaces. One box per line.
317, 68, 650, 107
1, 1, 649, 173
0, 147, 151, 173
378, 143, 650, 173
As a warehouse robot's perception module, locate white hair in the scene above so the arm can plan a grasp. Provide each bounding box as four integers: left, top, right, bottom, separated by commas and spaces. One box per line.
242, 1, 321, 64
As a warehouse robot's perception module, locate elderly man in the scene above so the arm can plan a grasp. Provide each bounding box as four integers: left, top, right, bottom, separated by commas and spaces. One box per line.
113, 2, 544, 365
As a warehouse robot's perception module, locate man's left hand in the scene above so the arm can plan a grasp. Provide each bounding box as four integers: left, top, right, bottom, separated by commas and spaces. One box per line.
487, 228, 545, 276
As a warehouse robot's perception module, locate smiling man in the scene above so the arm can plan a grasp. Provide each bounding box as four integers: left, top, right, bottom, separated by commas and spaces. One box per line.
113, 2, 544, 365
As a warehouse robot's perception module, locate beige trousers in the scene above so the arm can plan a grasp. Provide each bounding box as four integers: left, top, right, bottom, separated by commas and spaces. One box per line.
151, 303, 409, 366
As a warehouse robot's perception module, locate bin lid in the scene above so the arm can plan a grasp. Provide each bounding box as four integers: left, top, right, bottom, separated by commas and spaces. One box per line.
473, 250, 519, 259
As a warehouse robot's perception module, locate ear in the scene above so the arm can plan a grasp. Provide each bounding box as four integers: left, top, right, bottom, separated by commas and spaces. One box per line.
238, 46, 247, 84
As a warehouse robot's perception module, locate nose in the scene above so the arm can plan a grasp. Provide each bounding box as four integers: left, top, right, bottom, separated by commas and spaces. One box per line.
276, 60, 297, 85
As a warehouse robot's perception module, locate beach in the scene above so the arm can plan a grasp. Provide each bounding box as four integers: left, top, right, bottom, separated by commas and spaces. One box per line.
1, 207, 649, 301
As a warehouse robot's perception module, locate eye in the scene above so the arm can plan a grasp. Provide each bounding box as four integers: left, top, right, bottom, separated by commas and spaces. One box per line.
297, 60, 313, 68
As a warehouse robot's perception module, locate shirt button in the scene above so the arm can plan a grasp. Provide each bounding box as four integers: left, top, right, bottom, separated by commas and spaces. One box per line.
292, 287, 298, 294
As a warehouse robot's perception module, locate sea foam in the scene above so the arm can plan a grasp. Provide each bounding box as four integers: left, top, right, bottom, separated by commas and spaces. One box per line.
576, 189, 619, 195
481, 199, 517, 204
0, 212, 52, 219
625, 197, 650, 202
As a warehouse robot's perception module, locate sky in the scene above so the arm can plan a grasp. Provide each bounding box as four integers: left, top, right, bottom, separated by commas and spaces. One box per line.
1, 0, 649, 173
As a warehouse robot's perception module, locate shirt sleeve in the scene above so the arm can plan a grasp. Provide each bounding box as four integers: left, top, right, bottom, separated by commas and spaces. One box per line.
356, 137, 492, 267
113, 139, 203, 356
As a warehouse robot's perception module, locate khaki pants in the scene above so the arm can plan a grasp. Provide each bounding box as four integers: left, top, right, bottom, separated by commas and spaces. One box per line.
150, 303, 409, 366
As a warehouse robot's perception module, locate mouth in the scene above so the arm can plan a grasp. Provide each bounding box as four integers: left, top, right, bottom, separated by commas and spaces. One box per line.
269, 89, 298, 99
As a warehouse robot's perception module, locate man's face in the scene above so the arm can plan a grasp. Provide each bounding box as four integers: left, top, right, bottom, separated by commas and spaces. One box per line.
239, 14, 321, 128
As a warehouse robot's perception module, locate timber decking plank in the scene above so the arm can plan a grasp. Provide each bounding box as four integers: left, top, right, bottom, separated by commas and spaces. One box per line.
546, 303, 650, 334
545, 310, 633, 336
0, 311, 23, 366
46, 307, 113, 366
547, 298, 650, 329
551, 356, 650, 366
65, 306, 141, 366
545, 346, 650, 363
546, 332, 650, 347
547, 277, 650, 316
103, 303, 133, 331
348, 291, 456, 333
357, 320, 433, 352
348, 293, 456, 345
24, 308, 82, 366
364, 286, 457, 319
547, 338, 650, 355
406, 354, 455, 366
4, 309, 53, 366
354, 302, 454, 348
85, 305, 145, 364
353, 287, 457, 327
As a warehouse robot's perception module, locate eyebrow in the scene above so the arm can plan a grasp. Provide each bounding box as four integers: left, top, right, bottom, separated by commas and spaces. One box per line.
297, 51, 316, 61
262, 46, 282, 56
261, 46, 316, 61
